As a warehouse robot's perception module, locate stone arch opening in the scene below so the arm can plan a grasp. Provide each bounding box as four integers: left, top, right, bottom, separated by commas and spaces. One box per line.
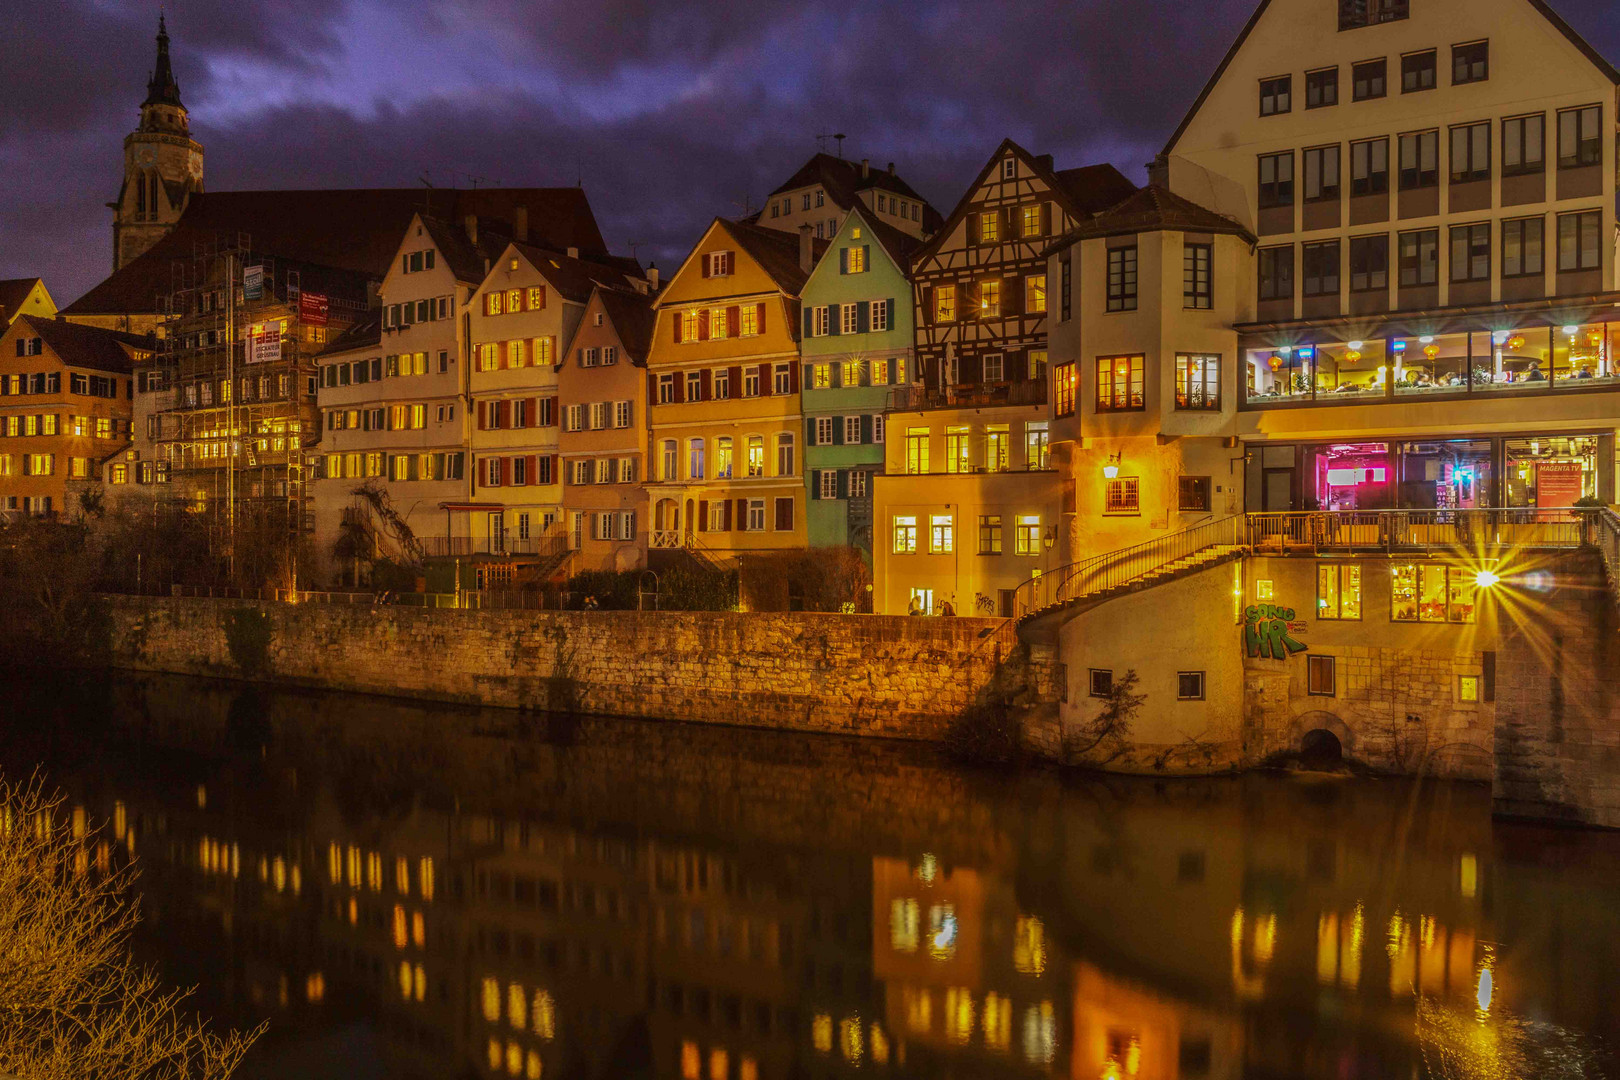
1299, 728, 1344, 768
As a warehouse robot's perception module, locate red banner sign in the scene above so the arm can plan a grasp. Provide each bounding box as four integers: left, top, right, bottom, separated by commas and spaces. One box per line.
1535, 460, 1584, 510
298, 291, 329, 326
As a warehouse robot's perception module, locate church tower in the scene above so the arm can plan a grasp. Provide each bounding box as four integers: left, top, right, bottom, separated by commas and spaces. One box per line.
111, 16, 204, 271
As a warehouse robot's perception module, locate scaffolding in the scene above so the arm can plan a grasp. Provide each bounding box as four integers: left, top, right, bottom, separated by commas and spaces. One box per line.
150, 232, 353, 582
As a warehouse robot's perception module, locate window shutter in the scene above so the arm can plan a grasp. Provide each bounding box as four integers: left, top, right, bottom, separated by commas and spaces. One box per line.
1008, 349, 1027, 382
501, 456, 512, 486
698, 499, 709, 530
697, 309, 710, 341
478, 401, 487, 430
723, 500, 733, 531
828, 307, 840, 336
729, 365, 743, 392
1005, 276, 1022, 314
525, 397, 537, 427
727, 306, 739, 337
863, 244, 870, 268
920, 286, 933, 323
499, 341, 509, 369
803, 308, 814, 337
547, 455, 558, 483
810, 473, 821, 500
647, 373, 657, 408
734, 498, 746, 531
700, 253, 712, 278
700, 369, 712, 399
886, 298, 895, 328
499, 400, 512, 428
857, 302, 870, 334
861, 414, 874, 443
674, 374, 685, 404
1040, 202, 1053, 235
839, 248, 848, 275
758, 362, 772, 396
671, 314, 682, 343
962, 354, 983, 385
526, 455, 538, 486
789, 361, 800, 392
577, 347, 585, 364
831, 417, 844, 445
830, 364, 843, 389
756, 301, 767, 334
837, 469, 850, 499
966, 213, 978, 244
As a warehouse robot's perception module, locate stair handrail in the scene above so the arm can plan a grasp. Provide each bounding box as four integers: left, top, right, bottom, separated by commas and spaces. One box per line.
1589, 507, 1620, 611
1014, 514, 1246, 620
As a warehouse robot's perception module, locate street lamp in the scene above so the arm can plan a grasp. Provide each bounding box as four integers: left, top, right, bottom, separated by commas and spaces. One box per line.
1102, 452, 1122, 481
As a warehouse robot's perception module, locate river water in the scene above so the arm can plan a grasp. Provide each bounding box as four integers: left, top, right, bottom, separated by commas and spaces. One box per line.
1, 669, 1616, 1079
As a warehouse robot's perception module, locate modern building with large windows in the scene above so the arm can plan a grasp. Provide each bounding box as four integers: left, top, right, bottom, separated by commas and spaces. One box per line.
1152, 0, 1620, 518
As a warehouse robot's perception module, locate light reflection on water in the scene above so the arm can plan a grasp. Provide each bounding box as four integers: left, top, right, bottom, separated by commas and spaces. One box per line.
1, 670, 1617, 1080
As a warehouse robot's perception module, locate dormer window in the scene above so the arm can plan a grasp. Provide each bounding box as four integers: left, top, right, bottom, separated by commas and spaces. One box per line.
701, 251, 733, 278
1339, 0, 1409, 32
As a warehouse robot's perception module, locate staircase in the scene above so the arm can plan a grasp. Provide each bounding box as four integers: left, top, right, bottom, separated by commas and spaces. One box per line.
1014, 516, 1248, 642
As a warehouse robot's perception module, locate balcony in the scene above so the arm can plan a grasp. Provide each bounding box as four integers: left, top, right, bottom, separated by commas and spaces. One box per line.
888, 380, 1048, 412
418, 535, 568, 559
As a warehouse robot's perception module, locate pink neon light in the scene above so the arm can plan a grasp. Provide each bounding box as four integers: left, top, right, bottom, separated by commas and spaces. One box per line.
1325, 467, 1387, 486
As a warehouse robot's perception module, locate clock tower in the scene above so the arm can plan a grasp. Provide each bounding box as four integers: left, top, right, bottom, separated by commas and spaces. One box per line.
111, 16, 204, 272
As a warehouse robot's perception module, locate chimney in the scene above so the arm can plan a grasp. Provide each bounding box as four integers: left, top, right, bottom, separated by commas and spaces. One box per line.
798, 225, 813, 274
513, 206, 529, 243
647, 264, 659, 290
463, 214, 478, 245
566, 246, 579, 260
861, 158, 870, 179
1035, 154, 1054, 172
1146, 155, 1170, 188
887, 161, 895, 175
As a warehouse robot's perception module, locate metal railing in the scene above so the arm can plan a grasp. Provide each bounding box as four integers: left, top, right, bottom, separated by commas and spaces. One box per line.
161, 585, 554, 609
1246, 507, 1586, 554
1014, 515, 1246, 619
1014, 508, 1597, 622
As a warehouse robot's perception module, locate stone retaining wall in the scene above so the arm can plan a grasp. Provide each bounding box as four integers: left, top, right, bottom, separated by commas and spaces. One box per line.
95, 596, 1061, 742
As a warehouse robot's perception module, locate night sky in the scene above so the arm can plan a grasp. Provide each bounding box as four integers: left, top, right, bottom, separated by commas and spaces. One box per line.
4, 0, 1618, 306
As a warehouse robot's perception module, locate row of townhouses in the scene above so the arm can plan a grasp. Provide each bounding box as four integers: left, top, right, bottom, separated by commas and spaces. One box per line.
3, 0, 1618, 614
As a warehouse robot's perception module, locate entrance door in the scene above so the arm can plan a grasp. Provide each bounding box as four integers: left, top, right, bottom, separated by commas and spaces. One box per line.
1263, 469, 1294, 511
488, 511, 505, 553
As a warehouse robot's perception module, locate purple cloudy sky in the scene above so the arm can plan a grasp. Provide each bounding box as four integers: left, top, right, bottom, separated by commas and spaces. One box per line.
3, 0, 1617, 305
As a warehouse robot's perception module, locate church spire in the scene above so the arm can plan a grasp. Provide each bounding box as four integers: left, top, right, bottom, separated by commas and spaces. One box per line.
143, 15, 183, 109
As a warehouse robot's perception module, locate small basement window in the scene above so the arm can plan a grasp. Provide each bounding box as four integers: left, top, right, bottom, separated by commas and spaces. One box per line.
1177, 671, 1206, 700
1089, 669, 1113, 697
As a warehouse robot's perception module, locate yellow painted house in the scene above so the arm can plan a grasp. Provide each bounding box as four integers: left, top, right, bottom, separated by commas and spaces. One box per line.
644, 220, 827, 559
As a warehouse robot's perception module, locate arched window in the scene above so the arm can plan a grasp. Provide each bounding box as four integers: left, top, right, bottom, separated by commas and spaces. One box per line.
687, 438, 705, 480
135, 171, 147, 217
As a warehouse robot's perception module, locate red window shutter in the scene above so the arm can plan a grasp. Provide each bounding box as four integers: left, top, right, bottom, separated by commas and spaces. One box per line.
789, 361, 801, 392
921, 286, 933, 324
536, 285, 546, 310
672, 313, 682, 343
499, 341, 509, 369
700, 369, 712, 400
756, 301, 767, 334
547, 397, 558, 425
758, 362, 772, 396
477, 401, 487, 430
502, 456, 512, 486
674, 374, 685, 404
498, 399, 511, 428
728, 365, 743, 392
526, 455, 538, 485
697, 499, 709, 532
647, 373, 657, 407
525, 397, 537, 428
727, 306, 739, 337
698, 309, 710, 341
734, 498, 746, 530
700, 253, 711, 278
549, 454, 558, 483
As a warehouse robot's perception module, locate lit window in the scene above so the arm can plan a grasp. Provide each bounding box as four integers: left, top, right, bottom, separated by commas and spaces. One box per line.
1026, 274, 1046, 313
1015, 515, 1041, 556
930, 514, 954, 553
905, 427, 929, 474
945, 426, 970, 473
847, 246, 867, 273
1105, 478, 1140, 515
978, 279, 1001, 318
934, 284, 957, 322
978, 210, 1000, 242
893, 516, 918, 554
1317, 563, 1362, 619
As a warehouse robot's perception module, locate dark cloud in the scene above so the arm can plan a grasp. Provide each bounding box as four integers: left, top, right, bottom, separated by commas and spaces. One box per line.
2, 0, 1617, 305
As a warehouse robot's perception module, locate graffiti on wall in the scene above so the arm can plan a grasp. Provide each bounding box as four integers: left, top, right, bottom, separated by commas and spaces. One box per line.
1244, 604, 1307, 660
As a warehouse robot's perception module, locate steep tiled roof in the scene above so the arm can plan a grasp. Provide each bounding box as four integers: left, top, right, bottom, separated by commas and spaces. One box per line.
15, 316, 148, 374
317, 310, 382, 358
723, 219, 829, 295
1051, 164, 1141, 217
1069, 184, 1254, 243
848, 206, 924, 269
594, 286, 659, 366
765, 153, 945, 232
66, 187, 614, 316
420, 215, 516, 285
0, 278, 44, 321
510, 242, 646, 304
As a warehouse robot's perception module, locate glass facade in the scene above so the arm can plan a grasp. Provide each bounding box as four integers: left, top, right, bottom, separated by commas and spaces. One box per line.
1243, 316, 1620, 406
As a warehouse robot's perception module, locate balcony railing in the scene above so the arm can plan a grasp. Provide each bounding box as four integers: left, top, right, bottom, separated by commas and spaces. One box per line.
888, 379, 1048, 412
418, 535, 567, 558
650, 529, 683, 549
1015, 508, 1598, 622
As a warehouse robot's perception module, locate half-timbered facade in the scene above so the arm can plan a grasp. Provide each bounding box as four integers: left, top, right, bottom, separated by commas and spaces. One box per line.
909, 140, 1136, 405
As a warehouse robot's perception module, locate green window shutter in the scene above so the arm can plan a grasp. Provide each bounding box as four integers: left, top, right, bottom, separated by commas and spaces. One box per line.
857, 302, 870, 334
886, 298, 895, 327
839, 248, 848, 275
831, 417, 844, 445
810, 470, 821, 499
828, 307, 840, 336
837, 469, 850, 499
831, 364, 843, 389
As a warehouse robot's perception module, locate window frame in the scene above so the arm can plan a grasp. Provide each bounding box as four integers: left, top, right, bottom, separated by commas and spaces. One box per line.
1556, 210, 1601, 273
1258, 245, 1295, 302
1305, 66, 1338, 109
1350, 58, 1386, 101
1349, 137, 1389, 196
1451, 40, 1488, 85
1088, 669, 1113, 698
1500, 215, 1545, 279
1400, 49, 1437, 94
1557, 104, 1603, 169
1307, 655, 1338, 696
1095, 354, 1145, 412
1449, 222, 1492, 284
1257, 152, 1295, 209
1448, 121, 1491, 185
1316, 563, 1363, 620
1174, 353, 1221, 411
1301, 240, 1341, 298
1183, 242, 1213, 310
1502, 113, 1546, 177
1105, 246, 1138, 312
1176, 671, 1206, 701
1259, 75, 1292, 117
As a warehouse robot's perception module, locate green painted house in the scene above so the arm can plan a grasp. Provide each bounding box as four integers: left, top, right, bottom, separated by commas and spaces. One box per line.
799, 208, 920, 555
